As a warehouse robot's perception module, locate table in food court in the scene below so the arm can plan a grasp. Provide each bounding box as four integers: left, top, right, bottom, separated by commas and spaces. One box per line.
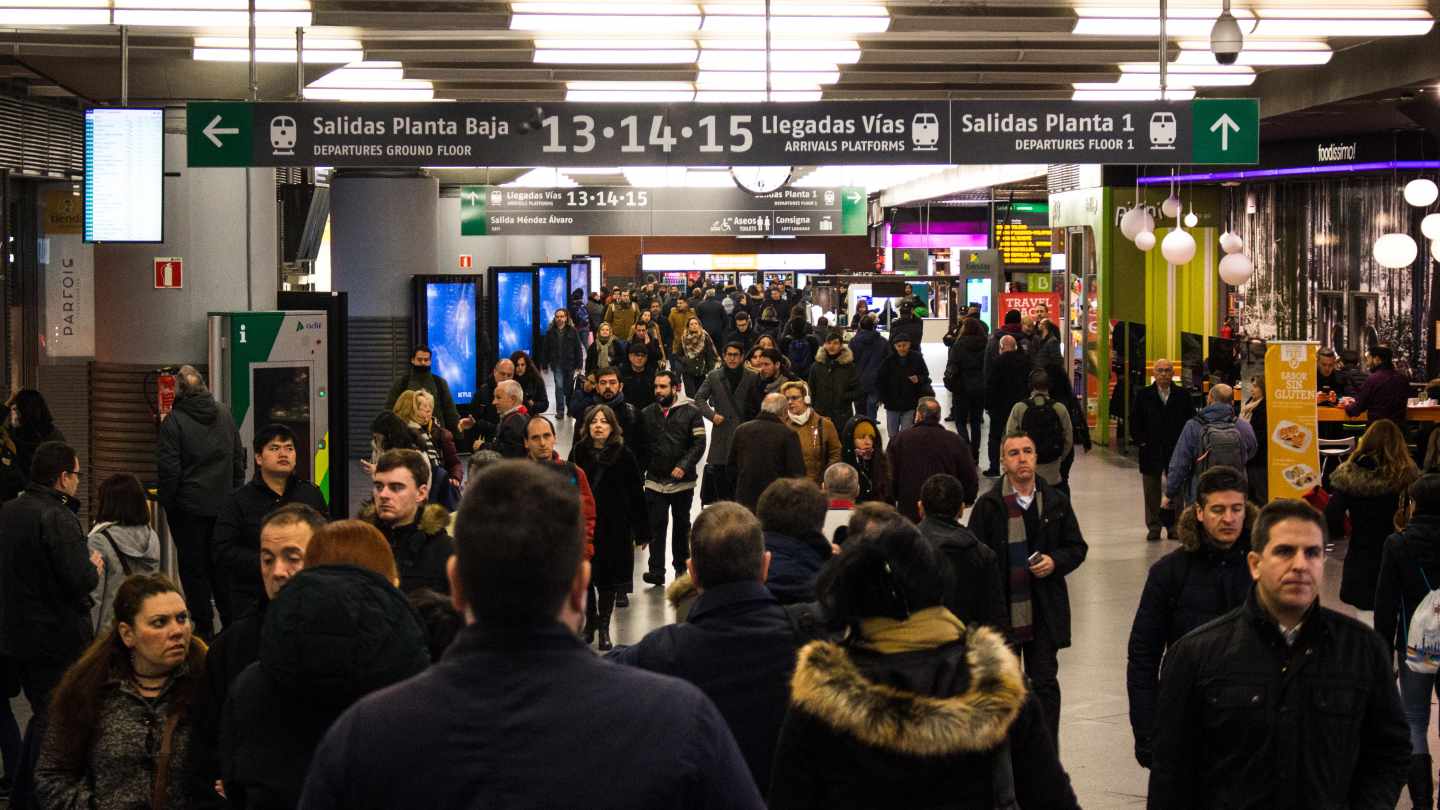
1317, 405, 1440, 422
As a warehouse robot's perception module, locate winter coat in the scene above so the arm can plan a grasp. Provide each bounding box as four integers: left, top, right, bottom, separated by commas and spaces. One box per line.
4, 423, 64, 502
608, 580, 810, 795
783, 334, 818, 380
206, 605, 263, 729
35, 644, 220, 810
586, 336, 624, 374
1345, 366, 1411, 424
221, 565, 429, 810
839, 416, 892, 505
1005, 395, 1075, 486
916, 515, 1006, 629
157, 392, 246, 517
986, 348, 1033, 415
587, 299, 606, 335
1164, 402, 1258, 504
571, 442, 652, 592
592, 393, 646, 463
300, 622, 765, 810
0, 484, 97, 662
667, 308, 696, 347
887, 315, 924, 349
621, 364, 657, 411
968, 477, 1088, 647
1126, 503, 1256, 767
87, 521, 161, 633
1375, 512, 1440, 658
945, 333, 987, 404
1148, 589, 1409, 810
603, 302, 640, 340
764, 529, 833, 605
721, 324, 758, 356
693, 367, 761, 464
769, 629, 1080, 810
385, 369, 462, 434
673, 333, 719, 383
786, 410, 841, 488
492, 409, 529, 458
807, 347, 859, 424
876, 350, 932, 413
982, 323, 1031, 383
516, 372, 550, 417
888, 420, 979, 523
848, 328, 889, 394
538, 323, 584, 374
638, 401, 706, 486
1326, 455, 1415, 610
358, 501, 454, 594
212, 475, 328, 618
729, 414, 806, 510
417, 422, 464, 486
697, 298, 728, 343
1130, 383, 1197, 475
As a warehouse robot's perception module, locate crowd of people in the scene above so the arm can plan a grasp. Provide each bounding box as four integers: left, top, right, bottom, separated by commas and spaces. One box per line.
0, 277, 1430, 809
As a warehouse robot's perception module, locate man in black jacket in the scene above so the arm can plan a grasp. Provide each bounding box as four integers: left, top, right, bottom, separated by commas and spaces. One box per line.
1129, 358, 1196, 541
984, 335, 1033, 476
384, 346, 473, 435
610, 502, 817, 796
156, 365, 246, 638
968, 431, 1088, 750
1126, 466, 1254, 769
729, 393, 806, 511
301, 461, 762, 810
212, 424, 329, 619
916, 473, 1004, 629
593, 368, 645, 464
470, 358, 514, 450
1148, 499, 1409, 809
888, 398, 979, 523
621, 344, 658, 411
489, 380, 528, 459
697, 289, 728, 348
722, 311, 758, 356
640, 372, 706, 587
360, 449, 453, 594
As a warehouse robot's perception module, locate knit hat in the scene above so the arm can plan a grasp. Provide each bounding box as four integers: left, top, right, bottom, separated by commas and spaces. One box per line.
852, 421, 878, 442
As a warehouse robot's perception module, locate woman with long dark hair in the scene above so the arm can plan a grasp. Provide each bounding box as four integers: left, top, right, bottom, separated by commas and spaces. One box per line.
569, 404, 651, 651
361, 411, 420, 476
4, 389, 63, 501
945, 318, 988, 451
510, 351, 550, 417
1326, 418, 1420, 611
88, 474, 161, 634
768, 523, 1077, 809
35, 574, 215, 810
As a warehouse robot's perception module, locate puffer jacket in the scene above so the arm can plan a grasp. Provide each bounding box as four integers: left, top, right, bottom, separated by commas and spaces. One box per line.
156, 392, 246, 517
35, 643, 219, 810
358, 501, 454, 594
807, 346, 859, 424
87, 521, 161, 633
1326, 454, 1416, 611
769, 628, 1079, 809
220, 565, 429, 810
1126, 502, 1256, 767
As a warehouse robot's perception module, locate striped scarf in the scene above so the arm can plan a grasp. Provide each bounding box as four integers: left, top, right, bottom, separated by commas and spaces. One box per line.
1002, 478, 1038, 643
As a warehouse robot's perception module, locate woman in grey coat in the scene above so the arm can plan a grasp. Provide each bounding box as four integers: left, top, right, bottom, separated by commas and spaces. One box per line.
87, 474, 161, 634
692, 341, 762, 504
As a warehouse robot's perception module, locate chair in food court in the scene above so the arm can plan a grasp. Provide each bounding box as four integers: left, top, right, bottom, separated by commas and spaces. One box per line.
1318, 436, 1356, 481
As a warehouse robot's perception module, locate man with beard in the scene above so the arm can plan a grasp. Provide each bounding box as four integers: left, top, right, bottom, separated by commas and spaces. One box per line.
693, 343, 760, 503
386, 346, 474, 436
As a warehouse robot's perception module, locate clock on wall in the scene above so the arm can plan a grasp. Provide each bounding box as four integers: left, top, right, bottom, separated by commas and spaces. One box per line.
730, 166, 793, 194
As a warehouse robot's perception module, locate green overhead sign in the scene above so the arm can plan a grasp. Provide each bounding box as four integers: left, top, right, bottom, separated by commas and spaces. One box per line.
1191, 98, 1259, 165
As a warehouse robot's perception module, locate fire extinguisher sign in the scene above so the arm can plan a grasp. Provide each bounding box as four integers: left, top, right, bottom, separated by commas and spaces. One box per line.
154, 257, 183, 289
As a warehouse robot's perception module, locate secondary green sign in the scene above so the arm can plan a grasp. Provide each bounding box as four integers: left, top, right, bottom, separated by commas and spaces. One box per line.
1191, 99, 1259, 165
187, 101, 254, 168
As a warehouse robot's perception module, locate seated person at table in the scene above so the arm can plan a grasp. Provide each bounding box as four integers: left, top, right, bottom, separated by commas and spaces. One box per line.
1340, 345, 1410, 426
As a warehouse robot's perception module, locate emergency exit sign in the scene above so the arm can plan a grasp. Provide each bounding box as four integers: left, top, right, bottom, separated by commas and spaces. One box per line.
154, 257, 183, 289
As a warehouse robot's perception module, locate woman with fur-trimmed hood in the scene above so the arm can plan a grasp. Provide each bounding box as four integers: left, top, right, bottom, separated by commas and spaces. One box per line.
1325, 418, 1420, 610
768, 521, 1078, 810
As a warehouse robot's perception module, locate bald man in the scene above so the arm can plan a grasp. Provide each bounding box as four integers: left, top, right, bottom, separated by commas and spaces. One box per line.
1130, 359, 1196, 540
1162, 383, 1255, 509
985, 332, 1034, 476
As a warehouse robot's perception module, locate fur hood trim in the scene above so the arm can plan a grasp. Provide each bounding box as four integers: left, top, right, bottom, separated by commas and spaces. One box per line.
814, 346, 855, 366
666, 572, 697, 608
1331, 455, 1417, 498
1176, 501, 1259, 552
788, 626, 1026, 757
358, 500, 451, 535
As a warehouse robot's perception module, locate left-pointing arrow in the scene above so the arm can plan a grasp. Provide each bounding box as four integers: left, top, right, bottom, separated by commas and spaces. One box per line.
203, 114, 240, 148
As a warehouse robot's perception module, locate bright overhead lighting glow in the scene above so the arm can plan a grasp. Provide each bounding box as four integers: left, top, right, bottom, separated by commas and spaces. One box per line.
695, 70, 837, 89
0, 8, 109, 22
1071, 88, 1195, 100
701, 38, 860, 50
622, 166, 737, 187
1100, 72, 1255, 87
701, 2, 886, 16
112, 8, 310, 24
1074, 6, 1432, 37
566, 89, 696, 101
511, 3, 701, 32
305, 61, 432, 100
694, 90, 822, 101
566, 80, 693, 91
533, 38, 697, 49
195, 48, 360, 62
194, 35, 359, 48
697, 49, 857, 70
1119, 61, 1252, 74
1250, 18, 1432, 36
303, 87, 433, 101
795, 164, 948, 194
502, 168, 579, 188
1177, 38, 1327, 51
701, 13, 890, 33
1174, 43, 1331, 65
535, 48, 698, 63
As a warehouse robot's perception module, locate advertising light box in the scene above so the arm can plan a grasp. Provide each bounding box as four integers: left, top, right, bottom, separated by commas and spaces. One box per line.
536, 263, 569, 327
85, 107, 165, 243
490, 267, 536, 360
414, 278, 479, 405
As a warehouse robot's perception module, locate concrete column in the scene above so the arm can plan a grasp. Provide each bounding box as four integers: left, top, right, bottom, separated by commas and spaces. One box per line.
330, 170, 438, 318
433, 192, 588, 284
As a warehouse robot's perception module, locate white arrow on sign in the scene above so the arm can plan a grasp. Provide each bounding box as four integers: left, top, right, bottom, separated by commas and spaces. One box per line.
1209, 113, 1240, 151
203, 114, 239, 148
845, 191, 862, 204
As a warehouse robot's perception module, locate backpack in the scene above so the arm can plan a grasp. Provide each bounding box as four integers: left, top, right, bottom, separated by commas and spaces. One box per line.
1020, 396, 1065, 464
1196, 419, 1248, 479
1407, 568, 1440, 673
787, 337, 814, 377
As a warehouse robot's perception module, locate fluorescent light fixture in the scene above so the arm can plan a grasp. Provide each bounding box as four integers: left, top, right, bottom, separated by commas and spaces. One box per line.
695, 70, 836, 89
1119, 61, 1252, 74
511, 2, 701, 32
1075, 6, 1432, 37
502, 168, 579, 188
0, 7, 108, 22
535, 48, 698, 63
566, 89, 696, 101
1100, 72, 1255, 87
1175, 42, 1331, 65
311, 64, 406, 85
622, 166, 737, 186
1250, 17, 1432, 36
566, 80, 693, 91
697, 48, 857, 70
1138, 160, 1440, 185
795, 164, 950, 194
701, 37, 860, 50
694, 90, 822, 101
112, 8, 309, 23
305, 61, 432, 100
193, 34, 360, 63
194, 34, 358, 47
303, 87, 433, 100
1071, 88, 1195, 100
702, 2, 886, 16
702, 13, 890, 33
533, 37, 697, 49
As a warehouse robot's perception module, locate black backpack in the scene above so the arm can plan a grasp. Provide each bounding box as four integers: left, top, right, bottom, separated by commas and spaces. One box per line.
1020, 396, 1065, 464
1196, 419, 1248, 480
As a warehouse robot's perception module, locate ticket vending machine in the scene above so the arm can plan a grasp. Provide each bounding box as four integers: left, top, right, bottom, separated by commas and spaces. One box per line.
208, 311, 331, 505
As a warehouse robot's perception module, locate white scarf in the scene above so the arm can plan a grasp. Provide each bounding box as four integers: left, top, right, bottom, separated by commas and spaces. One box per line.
788, 408, 813, 426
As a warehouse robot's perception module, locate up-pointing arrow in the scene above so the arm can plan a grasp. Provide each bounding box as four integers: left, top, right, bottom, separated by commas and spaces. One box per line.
202, 114, 239, 148
1209, 113, 1240, 151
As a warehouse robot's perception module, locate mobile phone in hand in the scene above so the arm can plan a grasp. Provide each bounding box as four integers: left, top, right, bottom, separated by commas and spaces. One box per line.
1027, 552, 1043, 566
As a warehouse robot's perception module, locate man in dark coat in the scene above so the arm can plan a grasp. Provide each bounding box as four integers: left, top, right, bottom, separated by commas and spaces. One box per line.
722, 311, 758, 356
1126, 466, 1254, 769
593, 369, 646, 466
639, 372, 706, 587
887, 398, 978, 523
301, 461, 764, 810
213, 424, 329, 619
807, 331, 859, 426
984, 335, 1033, 476
156, 364, 246, 638
693, 343, 761, 504
916, 473, 1005, 629
848, 315, 888, 419
1316, 347, 1351, 399
385, 346, 472, 435
610, 503, 818, 796
697, 290, 729, 348
1129, 358, 1196, 541
621, 344, 658, 411
359, 449, 453, 594
968, 431, 1088, 750
729, 393, 807, 511
756, 478, 834, 605
1342, 344, 1411, 425
470, 358, 514, 448
1148, 499, 1409, 810
488, 380, 530, 459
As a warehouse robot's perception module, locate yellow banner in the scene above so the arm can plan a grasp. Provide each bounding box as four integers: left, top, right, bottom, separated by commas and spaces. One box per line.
1264, 342, 1321, 501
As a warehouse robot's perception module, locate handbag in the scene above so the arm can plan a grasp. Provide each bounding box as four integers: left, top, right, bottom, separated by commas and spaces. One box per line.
151, 712, 182, 810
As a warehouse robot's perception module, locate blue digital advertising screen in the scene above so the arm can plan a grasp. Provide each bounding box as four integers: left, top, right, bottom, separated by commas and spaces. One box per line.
965, 277, 993, 328
569, 259, 590, 304
494, 269, 535, 359
536, 263, 569, 328
424, 282, 478, 405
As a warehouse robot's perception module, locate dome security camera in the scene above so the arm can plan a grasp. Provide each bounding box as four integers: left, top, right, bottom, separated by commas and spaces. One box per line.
1210, 5, 1243, 65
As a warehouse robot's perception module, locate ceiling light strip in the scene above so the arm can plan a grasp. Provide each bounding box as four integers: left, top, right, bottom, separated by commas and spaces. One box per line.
1137, 161, 1440, 185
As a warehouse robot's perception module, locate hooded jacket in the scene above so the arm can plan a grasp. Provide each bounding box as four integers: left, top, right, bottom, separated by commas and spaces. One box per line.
847, 328, 888, 393
768, 629, 1079, 810
87, 521, 161, 633
1325, 454, 1416, 610
1376, 512, 1440, 658
156, 392, 246, 517
1164, 402, 1258, 504
1126, 502, 1256, 767
763, 529, 833, 605
839, 415, 891, 505
221, 565, 429, 810
807, 346, 859, 424
358, 501, 454, 594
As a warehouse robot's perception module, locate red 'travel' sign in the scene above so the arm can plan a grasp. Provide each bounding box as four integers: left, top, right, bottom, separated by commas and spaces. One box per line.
459, 255, 473, 269
154, 257, 183, 289
999, 291, 1060, 322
